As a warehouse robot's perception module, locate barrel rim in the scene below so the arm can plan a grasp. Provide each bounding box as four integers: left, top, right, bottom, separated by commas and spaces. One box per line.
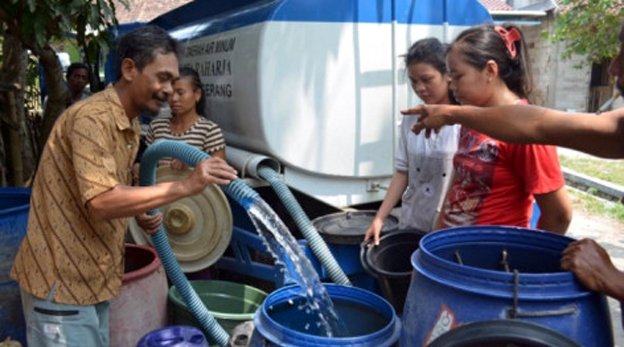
413, 226, 590, 299
0, 188, 31, 217
169, 279, 268, 320
122, 243, 162, 283
254, 283, 401, 346
362, 229, 424, 278
311, 210, 399, 245
425, 319, 584, 347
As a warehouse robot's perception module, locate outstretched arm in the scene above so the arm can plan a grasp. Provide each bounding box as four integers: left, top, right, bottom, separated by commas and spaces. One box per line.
405, 104, 624, 159
87, 157, 237, 221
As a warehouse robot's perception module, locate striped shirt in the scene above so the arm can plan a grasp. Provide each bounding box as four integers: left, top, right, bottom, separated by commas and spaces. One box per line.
144, 116, 225, 155
11, 85, 140, 305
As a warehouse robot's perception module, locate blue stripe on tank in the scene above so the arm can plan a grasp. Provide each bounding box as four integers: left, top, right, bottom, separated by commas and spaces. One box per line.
153, 0, 492, 39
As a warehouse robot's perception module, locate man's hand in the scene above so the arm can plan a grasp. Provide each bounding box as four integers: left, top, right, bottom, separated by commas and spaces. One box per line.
170, 159, 188, 171
183, 157, 238, 195
561, 238, 620, 296
401, 104, 457, 138
135, 212, 163, 234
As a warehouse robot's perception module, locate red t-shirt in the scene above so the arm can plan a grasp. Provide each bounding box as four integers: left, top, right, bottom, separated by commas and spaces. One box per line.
441, 124, 565, 229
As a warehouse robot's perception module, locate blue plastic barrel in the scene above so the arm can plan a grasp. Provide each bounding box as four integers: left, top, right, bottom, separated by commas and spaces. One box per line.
400, 226, 613, 347
0, 187, 31, 283
250, 284, 400, 347
0, 187, 30, 346
310, 211, 399, 293
0, 281, 26, 345
137, 325, 209, 347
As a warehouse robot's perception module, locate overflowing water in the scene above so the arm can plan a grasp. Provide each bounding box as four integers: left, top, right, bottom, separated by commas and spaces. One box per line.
247, 199, 349, 337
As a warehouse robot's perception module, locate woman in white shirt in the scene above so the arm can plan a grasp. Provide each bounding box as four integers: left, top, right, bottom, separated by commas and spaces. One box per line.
364, 38, 459, 245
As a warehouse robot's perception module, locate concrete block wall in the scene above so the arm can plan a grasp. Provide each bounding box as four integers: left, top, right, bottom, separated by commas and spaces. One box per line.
518, 19, 592, 111
552, 49, 592, 112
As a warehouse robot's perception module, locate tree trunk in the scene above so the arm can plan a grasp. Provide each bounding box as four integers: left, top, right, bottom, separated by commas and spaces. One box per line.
37, 45, 69, 153
0, 93, 7, 187
2, 85, 24, 186
17, 49, 36, 184
0, 33, 32, 186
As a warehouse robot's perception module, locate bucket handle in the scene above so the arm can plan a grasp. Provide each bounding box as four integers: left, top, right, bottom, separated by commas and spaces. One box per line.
507, 270, 578, 319
360, 240, 379, 278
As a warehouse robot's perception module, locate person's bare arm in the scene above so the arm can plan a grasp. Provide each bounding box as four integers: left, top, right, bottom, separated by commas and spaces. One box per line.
406, 104, 624, 159
364, 171, 408, 245
432, 172, 455, 231
87, 157, 237, 220
562, 238, 624, 302
211, 148, 226, 161
534, 187, 572, 235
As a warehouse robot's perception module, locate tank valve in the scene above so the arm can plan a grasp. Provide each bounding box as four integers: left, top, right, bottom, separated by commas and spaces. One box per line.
367, 180, 389, 192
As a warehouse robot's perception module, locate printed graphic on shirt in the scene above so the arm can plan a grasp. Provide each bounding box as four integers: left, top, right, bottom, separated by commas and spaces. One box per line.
444, 129, 499, 227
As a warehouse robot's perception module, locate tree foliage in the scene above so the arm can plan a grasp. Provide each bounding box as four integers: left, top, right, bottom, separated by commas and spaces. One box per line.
0, 0, 125, 61
0, 0, 127, 185
549, 0, 624, 64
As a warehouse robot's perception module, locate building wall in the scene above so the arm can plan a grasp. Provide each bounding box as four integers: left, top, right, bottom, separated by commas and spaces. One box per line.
519, 18, 592, 111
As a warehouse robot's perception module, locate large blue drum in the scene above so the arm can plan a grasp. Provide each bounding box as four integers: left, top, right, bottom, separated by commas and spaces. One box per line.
250, 284, 401, 347
0, 187, 30, 282
0, 187, 30, 346
400, 226, 613, 347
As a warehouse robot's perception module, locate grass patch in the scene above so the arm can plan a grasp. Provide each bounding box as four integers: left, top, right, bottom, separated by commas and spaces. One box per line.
566, 187, 624, 224
559, 156, 624, 186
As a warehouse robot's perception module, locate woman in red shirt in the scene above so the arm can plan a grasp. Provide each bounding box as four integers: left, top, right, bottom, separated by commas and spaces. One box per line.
436, 24, 572, 234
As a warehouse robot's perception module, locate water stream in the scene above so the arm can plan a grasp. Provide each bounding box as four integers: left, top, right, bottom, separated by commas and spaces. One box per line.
247, 199, 349, 337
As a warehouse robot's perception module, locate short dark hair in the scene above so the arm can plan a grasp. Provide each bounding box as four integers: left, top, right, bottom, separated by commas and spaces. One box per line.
404, 38, 449, 75
66, 62, 89, 80
114, 25, 180, 81
404, 38, 457, 105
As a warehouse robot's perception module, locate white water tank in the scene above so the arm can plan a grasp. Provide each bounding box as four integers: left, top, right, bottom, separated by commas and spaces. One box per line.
152, 0, 492, 207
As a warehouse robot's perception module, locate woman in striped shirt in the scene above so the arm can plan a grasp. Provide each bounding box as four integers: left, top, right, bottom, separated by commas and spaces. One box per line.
145, 66, 226, 170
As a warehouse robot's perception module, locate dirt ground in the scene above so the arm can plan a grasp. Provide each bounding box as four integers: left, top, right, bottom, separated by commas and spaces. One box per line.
566, 200, 624, 346
556, 147, 624, 345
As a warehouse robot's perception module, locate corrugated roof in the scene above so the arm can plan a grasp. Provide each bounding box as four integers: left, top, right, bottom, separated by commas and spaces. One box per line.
478, 0, 514, 11
114, 0, 193, 24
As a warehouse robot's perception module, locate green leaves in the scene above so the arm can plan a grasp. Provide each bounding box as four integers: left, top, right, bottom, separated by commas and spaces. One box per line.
26, 0, 36, 12
0, 0, 120, 52
548, 0, 624, 66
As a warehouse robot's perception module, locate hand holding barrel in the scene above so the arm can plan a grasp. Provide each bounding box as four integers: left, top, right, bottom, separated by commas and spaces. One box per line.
561, 238, 624, 302
364, 217, 385, 246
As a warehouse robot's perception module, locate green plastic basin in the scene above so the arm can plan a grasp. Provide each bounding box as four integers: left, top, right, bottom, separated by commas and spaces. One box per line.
168, 280, 268, 334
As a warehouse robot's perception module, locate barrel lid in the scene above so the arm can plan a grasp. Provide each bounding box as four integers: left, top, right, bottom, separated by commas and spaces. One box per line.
312, 210, 398, 245
128, 166, 233, 273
